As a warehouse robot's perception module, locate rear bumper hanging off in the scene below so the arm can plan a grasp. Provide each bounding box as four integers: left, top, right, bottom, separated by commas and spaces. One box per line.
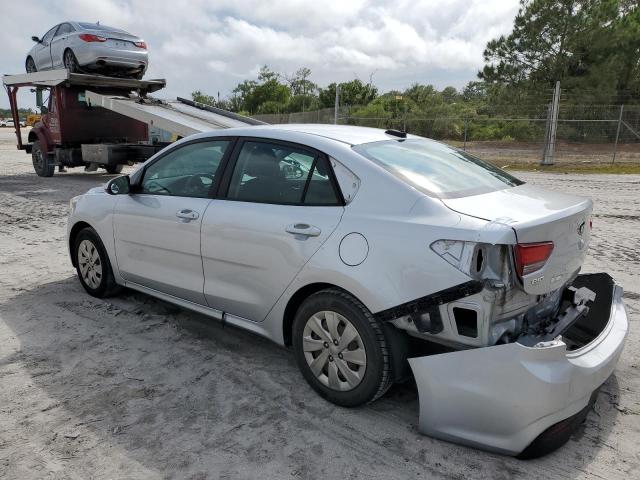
408, 273, 629, 457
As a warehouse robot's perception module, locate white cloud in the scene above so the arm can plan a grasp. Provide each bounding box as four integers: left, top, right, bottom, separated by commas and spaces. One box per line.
0, 0, 519, 109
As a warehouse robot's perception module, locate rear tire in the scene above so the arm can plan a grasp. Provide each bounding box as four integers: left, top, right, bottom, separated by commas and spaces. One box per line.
292, 289, 393, 407
26, 57, 37, 73
32, 141, 55, 177
105, 164, 124, 174
63, 49, 80, 73
73, 227, 120, 298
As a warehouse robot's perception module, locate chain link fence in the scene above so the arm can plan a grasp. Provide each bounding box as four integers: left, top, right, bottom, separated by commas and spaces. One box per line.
253, 105, 640, 165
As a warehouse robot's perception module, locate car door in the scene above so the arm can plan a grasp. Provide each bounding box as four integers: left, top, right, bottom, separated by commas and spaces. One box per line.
33, 26, 57, 70
50, 23, 74, 68
201, 139, 345, 321
113, 139, 233, 305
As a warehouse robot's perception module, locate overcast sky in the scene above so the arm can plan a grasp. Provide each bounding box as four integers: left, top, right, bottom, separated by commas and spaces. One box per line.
0, 0, 520, 109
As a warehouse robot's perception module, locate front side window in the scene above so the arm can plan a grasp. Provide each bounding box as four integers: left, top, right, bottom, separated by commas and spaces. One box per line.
140, 140, 230, 198
41, 26, 58, 44
226, 141, 340, 205
353, 139, 523, 198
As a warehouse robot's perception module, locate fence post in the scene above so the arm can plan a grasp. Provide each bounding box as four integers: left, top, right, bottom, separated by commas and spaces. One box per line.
612, 104, 624, 164
463, 118, 468, 151
334, 85, 340, 125
541, 80, 561, 165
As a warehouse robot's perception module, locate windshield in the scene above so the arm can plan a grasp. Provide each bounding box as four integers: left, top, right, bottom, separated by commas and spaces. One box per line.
78, 23, 125, 33
353, 139, 523, 198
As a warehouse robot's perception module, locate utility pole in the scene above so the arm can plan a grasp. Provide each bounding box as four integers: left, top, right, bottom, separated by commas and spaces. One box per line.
463, 118, 468, 151
334, 84, 340, 125
542, 81, 561, 165
612, 104, 624, 164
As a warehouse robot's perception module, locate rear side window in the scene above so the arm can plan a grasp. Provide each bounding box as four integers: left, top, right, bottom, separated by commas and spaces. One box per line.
141, 140, 229, 198
226, 141, 341, 205
353, 139, 523, 198
55, 23, 75, 36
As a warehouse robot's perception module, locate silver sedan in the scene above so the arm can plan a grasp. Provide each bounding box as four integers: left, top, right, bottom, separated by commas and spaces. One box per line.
26, 21, 148, 79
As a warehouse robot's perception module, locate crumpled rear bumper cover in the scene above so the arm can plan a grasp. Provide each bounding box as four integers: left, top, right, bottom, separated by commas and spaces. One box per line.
408, 274, 629, 457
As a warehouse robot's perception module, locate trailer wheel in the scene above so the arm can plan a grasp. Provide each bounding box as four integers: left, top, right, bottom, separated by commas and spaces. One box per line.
105, 164, 124, 174
32, 141, 55, 177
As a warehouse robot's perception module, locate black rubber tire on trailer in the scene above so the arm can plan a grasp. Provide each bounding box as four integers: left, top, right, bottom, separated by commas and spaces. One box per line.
105, 164, 124, 174
26, 57, 37, 73
63, 49, 80, 73
292, 289, 394, 407
32, 140, 55, 177
73, 227, 121, 298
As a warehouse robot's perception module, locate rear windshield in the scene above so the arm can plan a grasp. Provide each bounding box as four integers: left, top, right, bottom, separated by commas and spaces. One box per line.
353, 139, 523, 198
78, 23, 124, 33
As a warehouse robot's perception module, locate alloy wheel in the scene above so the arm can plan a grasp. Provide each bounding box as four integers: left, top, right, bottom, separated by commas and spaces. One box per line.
64, 50, 77, 72
302, 310, 367, 391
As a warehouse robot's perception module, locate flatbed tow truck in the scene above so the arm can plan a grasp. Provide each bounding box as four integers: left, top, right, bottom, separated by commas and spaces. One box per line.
2, 69, 263, 176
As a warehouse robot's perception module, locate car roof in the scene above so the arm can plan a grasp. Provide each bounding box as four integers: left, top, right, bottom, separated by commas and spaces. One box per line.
217, 124, 421, 146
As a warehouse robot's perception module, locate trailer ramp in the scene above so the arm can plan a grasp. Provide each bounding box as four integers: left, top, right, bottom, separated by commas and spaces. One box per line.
85, 91, 265, 137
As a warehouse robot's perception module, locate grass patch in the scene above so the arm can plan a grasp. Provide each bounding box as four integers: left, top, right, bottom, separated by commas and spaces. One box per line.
487, 162, 640, 174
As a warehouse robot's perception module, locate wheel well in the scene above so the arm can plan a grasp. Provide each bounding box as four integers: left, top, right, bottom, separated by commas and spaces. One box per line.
68, 221, 92, 267
282, 282, 345, 346
28, 130, 38, 143
25, 56, 33, 67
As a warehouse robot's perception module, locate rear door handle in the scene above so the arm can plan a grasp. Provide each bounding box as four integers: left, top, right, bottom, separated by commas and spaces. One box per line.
176, 209, 199, 221
285, 223, 321, 237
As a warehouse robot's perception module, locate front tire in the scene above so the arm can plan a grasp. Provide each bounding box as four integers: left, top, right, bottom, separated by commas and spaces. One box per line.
73, 227, 120, 298
63, 49, 80, 73
292, 289, 393, 407
32, 141, 55, 177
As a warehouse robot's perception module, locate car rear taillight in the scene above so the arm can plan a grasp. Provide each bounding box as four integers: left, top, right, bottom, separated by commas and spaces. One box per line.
79, 33, 106, 42
514, 242, 554, 277
134, 41, 147, 49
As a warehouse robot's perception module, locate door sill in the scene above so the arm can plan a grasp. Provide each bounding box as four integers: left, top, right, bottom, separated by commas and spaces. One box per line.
123, 281, 273, 340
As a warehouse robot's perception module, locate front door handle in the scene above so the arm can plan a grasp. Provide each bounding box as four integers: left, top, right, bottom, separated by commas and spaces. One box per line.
285, 223, 321, 237
176, 209, 199, 221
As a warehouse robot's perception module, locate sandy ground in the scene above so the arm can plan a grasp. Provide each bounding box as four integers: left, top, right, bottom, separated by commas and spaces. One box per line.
0, 128, 638, 479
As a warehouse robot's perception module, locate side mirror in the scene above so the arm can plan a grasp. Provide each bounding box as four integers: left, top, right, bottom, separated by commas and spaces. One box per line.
31, 36, 41, 43
105, 175, 130, 195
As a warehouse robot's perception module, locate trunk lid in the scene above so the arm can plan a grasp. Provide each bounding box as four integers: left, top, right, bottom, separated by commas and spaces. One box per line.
85, 29, 141, 43
441, 184, 592, 295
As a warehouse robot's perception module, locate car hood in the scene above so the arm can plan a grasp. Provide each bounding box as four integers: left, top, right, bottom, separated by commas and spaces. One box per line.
440, 184, 593, 295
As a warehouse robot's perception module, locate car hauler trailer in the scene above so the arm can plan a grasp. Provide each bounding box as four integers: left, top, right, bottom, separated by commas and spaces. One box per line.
2, 69, 263, 177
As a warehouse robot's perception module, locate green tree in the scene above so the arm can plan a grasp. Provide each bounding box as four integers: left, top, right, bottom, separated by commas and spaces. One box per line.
232, 66, 291, 114
286, 67, 318, 111
479, 0, 640, 101
191, 90, 216, 105
319, 79, 378, 108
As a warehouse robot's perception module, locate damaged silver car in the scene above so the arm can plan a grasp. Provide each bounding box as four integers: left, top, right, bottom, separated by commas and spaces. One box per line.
67, 125, 628, 457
